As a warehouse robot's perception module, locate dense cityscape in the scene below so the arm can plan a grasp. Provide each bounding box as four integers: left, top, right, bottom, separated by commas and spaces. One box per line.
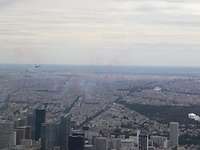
0, 0, 200, 148
1, 65, 200, 150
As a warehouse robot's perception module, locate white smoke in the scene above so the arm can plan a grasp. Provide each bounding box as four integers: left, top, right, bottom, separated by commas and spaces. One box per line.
188, 113, 200, 122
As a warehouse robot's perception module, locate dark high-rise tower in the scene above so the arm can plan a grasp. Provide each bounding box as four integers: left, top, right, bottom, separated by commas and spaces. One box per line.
32, 109, 46, 141
59, 114, 71, 150
41, 122, 60, 150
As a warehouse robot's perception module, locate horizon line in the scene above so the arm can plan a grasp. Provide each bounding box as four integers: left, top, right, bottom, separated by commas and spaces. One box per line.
1, 63, 200, 69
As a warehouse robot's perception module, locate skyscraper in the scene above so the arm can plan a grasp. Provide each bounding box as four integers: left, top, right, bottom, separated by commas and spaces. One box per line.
15, 127, 25, 145
15, 126, 32, 145
41, 122, 60, 150
32, 109, 46, 141
27, 113, 34, 127
59, 114, 71, 150
169, 122, 179, 149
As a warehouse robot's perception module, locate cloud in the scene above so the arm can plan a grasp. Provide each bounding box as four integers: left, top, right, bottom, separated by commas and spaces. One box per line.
0, 0, 17, 8
0, 0, 200, 66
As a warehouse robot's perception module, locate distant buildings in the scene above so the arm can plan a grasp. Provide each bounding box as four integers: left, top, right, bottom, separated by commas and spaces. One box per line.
0, 105, 182, 150
169, 122, 179, 149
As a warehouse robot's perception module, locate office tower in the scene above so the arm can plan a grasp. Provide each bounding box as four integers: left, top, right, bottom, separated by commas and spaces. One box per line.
0, 120, 15, 149
94, 137, 108, 150
15, 127, 25, 145
15, 126, 32, 145
138, 132, 148, 150
169, 122, 179, 149
68, 135, 84, 150
24, 126, 32, 139
27, 113, 34, 127
59, 114, 71, 150
32, 109, 46, 141
41, 122, 60, 150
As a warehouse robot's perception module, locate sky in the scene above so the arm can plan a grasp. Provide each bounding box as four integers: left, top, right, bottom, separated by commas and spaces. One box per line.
0, 0, 200, 66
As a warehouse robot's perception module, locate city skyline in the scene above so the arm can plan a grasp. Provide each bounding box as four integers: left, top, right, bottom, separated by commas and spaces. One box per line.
0, 0, 200, 66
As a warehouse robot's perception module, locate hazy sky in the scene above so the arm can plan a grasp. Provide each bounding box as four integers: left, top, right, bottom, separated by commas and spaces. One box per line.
0, 0, 200, 66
